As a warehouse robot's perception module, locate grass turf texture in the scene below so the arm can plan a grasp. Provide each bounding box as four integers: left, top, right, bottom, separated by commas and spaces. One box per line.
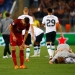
0, 45, 75, 75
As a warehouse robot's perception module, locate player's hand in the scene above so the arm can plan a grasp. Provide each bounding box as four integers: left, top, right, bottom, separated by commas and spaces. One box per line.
24, 45, 30, 48
21, 43, 25, 49
60, 33, 63, 37
32, 40, 34, 44
49, 61, 54, 64
13, 36, 17, 42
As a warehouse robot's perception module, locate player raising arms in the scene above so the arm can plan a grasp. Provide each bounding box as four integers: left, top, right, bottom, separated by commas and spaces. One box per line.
42, 8, 62, 60
9, 17, 30, 69
18, 7, 34, 62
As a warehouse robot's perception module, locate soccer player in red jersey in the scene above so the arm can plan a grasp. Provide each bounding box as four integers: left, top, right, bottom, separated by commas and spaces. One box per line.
9, 17, 30, 69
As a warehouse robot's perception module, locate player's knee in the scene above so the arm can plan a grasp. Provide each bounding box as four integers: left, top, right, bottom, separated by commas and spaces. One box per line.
34, 44, 38, 47
34, 42, 39, 46
11, 46, 16, 50
19, 46, 24, 50
51, 43, 54, 46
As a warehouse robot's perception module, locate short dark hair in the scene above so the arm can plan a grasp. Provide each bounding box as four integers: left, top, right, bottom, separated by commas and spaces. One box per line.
5, 12, 10, 17
47, 8, 52, 13
24, 17, 29, 24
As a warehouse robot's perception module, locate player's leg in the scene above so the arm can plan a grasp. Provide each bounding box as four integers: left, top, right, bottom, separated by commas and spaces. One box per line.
25, 46, 30, 62
10, 34, 18, 69
30, 37, 40, 57
50, 31, 56, 59
37, 33, 44, 56
2, 35, 11, 58
19, 46, 27, 69
11, 46, 18, 69
18, 35, 27, 68
46, 32, 52, 58
6, 35, 11, 57
25, 34, 31, 61
37, 44, 40, 56
33, 43, 38, 56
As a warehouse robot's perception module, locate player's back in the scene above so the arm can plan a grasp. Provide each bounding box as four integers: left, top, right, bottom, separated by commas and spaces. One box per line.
42, 15, 59, 33
18, 14, 33, 33
57, 44, 70, 50
18, 15, 33, 24
33, 26, 44, 36
11, 19, 30, 35
1, 18, 13, 34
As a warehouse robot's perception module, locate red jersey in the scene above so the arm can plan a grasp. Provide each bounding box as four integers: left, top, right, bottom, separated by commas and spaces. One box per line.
11, 19, 30, 36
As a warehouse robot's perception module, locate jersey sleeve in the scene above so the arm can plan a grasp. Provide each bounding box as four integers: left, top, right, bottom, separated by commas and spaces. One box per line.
30, 17, 33, 24
18, 15, 24, 19
11, 19, 20, 26
18, 16, 21, 19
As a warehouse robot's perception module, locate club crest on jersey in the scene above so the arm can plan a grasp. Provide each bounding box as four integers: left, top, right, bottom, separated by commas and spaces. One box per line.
17, 27, 21, 32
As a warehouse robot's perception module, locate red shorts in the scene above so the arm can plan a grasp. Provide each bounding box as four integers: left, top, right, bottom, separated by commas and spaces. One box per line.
10, 33, 23, 46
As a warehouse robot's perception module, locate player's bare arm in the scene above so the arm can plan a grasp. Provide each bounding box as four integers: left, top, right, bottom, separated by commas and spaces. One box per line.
8, 24, 17, 41
49, 61, 54, 64
23, 30, 29, 45
31, 24, 34, 40
21, 30, 29, 48
41, 24, 46, 29
56, 23, 63, 37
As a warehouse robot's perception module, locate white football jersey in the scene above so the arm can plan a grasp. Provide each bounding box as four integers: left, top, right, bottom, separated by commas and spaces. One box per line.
22, 26, 44, 36
18, 15, 33, 33
33, 26, 44, 36
42, 15, 59, 33
57, 44, 70, 50
65, 57, 75, 64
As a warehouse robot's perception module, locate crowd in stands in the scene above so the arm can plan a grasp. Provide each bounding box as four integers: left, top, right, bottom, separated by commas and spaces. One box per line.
0, 0, 14, 18
29, 0, 75, 32
0, 0, 75, 32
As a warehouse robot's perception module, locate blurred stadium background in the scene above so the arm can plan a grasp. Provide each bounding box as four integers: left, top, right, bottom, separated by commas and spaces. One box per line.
0, 0, 75, 46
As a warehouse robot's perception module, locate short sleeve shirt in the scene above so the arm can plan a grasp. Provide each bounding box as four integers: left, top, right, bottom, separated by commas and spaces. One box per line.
11, 19, 30, 35
42, 15, 59, 33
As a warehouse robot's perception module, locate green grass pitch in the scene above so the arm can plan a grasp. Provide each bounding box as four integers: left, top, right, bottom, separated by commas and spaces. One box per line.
0, 45, 75, 75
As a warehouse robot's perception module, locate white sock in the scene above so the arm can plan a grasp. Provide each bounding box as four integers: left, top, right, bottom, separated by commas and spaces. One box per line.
34, 46, 38, 55
37, 45, 40, 55
47, 44, 51, 56
50, 45, 55, 58
26, 48, 30, 59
